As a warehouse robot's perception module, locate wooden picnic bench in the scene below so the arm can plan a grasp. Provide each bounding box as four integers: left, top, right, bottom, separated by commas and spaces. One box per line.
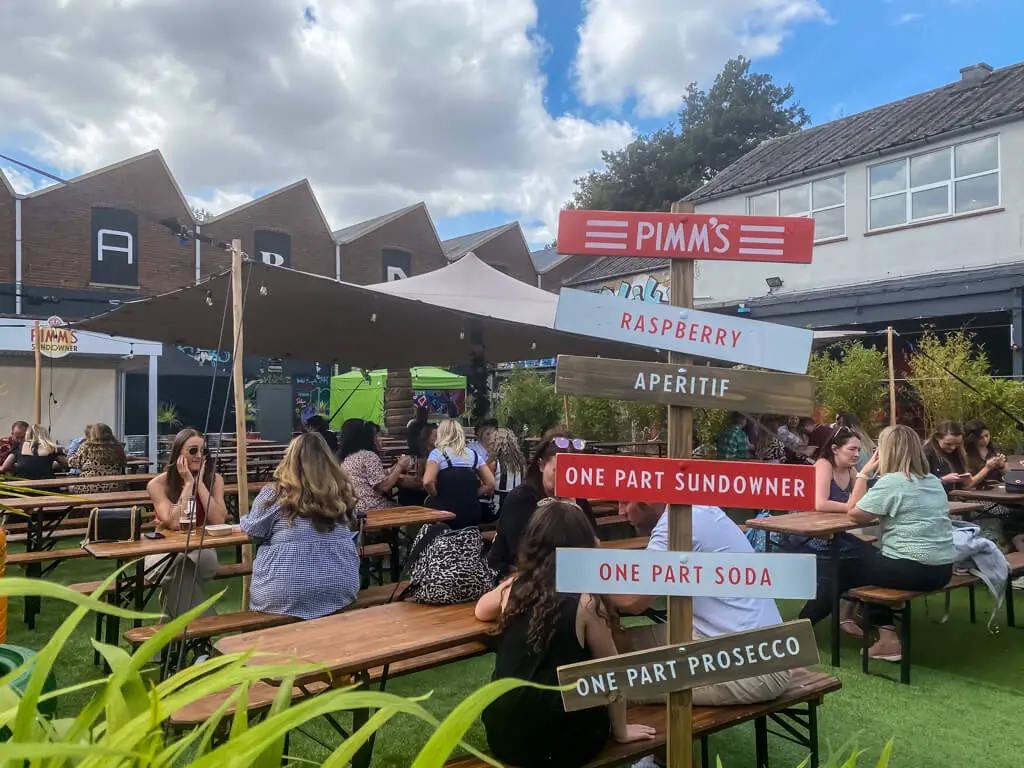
443, 667, 841, 768
846, 549, 1024, 684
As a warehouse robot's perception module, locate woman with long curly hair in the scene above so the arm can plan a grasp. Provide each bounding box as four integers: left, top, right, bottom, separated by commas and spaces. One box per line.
475, 499, 655, 766
241, 432, 361, 619
484, 427, 527, 520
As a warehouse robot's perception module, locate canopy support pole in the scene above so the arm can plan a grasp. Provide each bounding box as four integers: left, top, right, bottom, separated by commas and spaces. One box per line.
231, 239, 253, 608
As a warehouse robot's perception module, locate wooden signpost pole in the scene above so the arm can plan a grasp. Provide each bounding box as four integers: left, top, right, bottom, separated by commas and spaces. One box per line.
666, 200, 695, 768
230, 239, 253, 608
33, 320, 41, 424
887, 326, 897, 426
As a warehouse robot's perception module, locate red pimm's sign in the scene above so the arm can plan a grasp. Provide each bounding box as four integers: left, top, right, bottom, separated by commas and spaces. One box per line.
556, 454, 815, 511
557, 210, 814, 264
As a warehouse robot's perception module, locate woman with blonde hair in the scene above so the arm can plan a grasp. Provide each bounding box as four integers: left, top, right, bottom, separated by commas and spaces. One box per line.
69, 423, 128, 493
241, 432, 361, 619
423, 419, 495, 529
2, 423, 66, 479
845, 424, 955, 662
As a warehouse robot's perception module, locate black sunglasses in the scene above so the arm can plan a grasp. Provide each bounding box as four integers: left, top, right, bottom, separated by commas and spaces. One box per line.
186, 445, 208, 457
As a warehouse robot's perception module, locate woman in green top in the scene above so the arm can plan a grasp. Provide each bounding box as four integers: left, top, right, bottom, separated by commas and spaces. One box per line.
847, 425, 955, 663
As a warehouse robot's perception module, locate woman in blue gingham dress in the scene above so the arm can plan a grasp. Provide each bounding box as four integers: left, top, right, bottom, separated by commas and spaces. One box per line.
241, 432, 361, 620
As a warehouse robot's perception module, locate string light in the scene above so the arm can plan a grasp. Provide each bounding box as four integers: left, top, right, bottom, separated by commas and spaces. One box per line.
459, 330, 465, 341
369, 313, 377, 323
259, 283, 268, 296
205, 291, 214, 307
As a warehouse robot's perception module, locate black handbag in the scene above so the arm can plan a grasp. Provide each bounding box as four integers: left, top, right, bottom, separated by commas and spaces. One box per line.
1004, 469, 1024, 493
85, 506, 143, 543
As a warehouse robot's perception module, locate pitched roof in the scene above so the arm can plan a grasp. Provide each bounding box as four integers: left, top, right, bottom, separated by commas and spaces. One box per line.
441, 223, 518, 262
0, 167, 14, 197
332, 202, 427, 244
27, 150, 194, 216
529, 246, 572, 274
686, 61, 1024, 204
204, 179, 333, 235
565, 256, 668, 286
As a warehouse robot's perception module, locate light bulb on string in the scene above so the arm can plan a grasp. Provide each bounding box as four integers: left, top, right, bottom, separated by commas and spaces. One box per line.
259, 283, 268, 296
205, 291, 214, 307
369, 313, 377, 323
459, 330, 465, 341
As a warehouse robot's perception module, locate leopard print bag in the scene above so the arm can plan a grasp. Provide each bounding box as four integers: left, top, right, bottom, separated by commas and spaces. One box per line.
398, 523, 498, 605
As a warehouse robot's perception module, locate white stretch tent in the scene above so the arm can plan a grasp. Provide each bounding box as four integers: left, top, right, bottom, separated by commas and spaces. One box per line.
371, 252, 558, 328
0, 319, 162, 463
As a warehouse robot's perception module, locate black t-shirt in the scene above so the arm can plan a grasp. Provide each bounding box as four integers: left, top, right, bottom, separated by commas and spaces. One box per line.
487, 486, 595, 576
318, 429, 339, 454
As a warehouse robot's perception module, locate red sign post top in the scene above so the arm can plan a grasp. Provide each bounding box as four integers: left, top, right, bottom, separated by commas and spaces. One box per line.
557, 209, 814, 264
555, 453, 815, 511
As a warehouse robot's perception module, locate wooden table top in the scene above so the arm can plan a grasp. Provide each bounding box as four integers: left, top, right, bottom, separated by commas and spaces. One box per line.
947, 501, 987, 515
0, 482, 268, 512
744, 511, 860, 537
216, 601, 492, 677
747, 501, 988, 537
950, 487, 1024, 506
85, 528, 251, 559
362, 506, 453, 531
2, 473, 158, 491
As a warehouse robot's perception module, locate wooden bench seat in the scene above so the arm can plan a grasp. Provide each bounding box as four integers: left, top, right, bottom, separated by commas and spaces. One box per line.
846, 550, 1024, 684
5, 548, 90, 566
595, 514, 629, 528
446, 668, 841, 768
360, 542, 392, 558
168, 641, 490, 727
602, 537, 649, 550
6, 520, 158, 544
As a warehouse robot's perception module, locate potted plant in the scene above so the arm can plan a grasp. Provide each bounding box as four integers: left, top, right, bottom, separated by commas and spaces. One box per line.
157, 401, 182, 435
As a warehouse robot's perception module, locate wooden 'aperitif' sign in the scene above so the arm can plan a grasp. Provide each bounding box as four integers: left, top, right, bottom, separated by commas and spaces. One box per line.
555, 355, 815, 414
556, 620, 818, 712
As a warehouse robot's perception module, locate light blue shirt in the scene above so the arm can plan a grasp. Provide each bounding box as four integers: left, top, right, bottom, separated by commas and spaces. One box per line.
856, 473, 955, 566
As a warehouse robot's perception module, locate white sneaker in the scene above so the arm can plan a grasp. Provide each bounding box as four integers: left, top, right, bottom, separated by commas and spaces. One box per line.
631, 757, 659, 768
1012, 576, 1024, 591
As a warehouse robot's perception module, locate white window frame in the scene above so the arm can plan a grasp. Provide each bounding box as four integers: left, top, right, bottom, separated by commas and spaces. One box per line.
867, 134, 1001, 231
746, 173, 846, 242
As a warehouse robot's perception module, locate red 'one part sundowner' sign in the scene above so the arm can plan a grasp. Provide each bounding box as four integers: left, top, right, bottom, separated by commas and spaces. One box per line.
555, 453, 815, 511
557, 210, 815, 264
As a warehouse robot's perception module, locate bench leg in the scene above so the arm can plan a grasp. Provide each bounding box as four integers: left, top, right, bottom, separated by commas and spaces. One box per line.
700, 736, 710, 768
829, 538, 842, 667
968, 584, 977, 624
899, 602, 912, 686
93, 612, 104, 666
754, 716, 769, 768
859, 600, 871, 676
808, 701, 820, 768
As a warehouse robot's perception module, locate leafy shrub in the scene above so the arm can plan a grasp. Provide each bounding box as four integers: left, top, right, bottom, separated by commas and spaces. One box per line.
807, 341, 887, 432
907, 330, 1024, 449
568, 397, 623, 442
497, 369, 563, 437
695, 409, 731, 453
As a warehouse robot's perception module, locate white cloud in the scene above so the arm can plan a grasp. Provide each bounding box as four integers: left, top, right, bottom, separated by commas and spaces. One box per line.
574, 0, 828, 117
0, 0, 633, 234
0, 165, 51, 195
893, 12, 923, 24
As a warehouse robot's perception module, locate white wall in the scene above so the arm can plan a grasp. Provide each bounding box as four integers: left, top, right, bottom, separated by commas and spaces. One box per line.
693, 120, 1024, 306
0, 362, 117, 444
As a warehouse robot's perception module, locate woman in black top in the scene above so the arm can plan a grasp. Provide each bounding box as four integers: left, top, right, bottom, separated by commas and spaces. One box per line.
7, 424, 66, 480
475, 499, 655, 766
486, 431, 595, 576
924, 421, 970, 492
963, 420, 1007, 486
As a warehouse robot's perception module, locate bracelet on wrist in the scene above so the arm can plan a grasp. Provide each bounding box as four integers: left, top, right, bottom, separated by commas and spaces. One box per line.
856, 472, 871, 480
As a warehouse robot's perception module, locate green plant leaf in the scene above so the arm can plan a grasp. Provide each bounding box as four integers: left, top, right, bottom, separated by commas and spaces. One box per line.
229, 682, 251, 743
411, 678, 549, 768
318, 705, 404, 768
875, 738, 894, 768
0, 576, 160, 622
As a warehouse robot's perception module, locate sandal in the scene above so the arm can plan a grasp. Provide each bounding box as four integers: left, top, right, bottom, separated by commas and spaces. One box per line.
839, 619, 863, 637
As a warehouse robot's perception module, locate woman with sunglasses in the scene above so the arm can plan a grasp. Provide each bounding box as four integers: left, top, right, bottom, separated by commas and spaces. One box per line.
487, 430, 597, 577
792, 425, 872, 631
145, 428, 228, 618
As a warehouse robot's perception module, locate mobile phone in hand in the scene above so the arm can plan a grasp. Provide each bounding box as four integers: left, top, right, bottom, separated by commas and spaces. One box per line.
144, 531, 164, 540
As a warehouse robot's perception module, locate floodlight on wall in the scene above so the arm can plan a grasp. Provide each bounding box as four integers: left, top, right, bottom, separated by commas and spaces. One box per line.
765, 276, 783, 290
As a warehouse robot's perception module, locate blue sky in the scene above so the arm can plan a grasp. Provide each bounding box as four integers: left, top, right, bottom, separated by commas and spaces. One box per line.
434, 0, 1024, 242
4, 0, 1019, 247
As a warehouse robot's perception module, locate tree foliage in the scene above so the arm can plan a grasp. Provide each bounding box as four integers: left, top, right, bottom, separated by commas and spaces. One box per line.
568, 57, 810, 212
807, 341, 887, 432
496, 369, 563, 437
907, 330, 1024, 448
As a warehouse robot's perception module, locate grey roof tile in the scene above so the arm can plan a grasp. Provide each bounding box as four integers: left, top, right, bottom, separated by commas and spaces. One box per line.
565, 256, 668, 286
332, 202, 424, 244
441, 223, 515, 261
687, 61, 1024, 203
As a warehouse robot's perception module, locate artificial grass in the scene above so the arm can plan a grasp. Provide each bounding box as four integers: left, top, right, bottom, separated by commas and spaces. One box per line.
4, 547, 1023, 767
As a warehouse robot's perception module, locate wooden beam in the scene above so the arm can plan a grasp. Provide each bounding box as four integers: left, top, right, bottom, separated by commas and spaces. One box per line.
666, 201, 694, 768
888, 326, 897, 426
231, 239, 252, 607
33, 320, 41, 424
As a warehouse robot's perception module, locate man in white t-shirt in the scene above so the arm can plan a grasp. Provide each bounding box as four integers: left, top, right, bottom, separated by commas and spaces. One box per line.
616, 501, 792, 706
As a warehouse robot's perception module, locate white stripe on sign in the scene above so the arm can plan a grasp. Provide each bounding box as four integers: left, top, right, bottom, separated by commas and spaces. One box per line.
739, 248, 786, 256
586, 242, 628, 249
555, 548, 818, 599
739, 224, 786, 233
739, 237, 785, 244
586, 231, 627, 239
587, 219, 629, 227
